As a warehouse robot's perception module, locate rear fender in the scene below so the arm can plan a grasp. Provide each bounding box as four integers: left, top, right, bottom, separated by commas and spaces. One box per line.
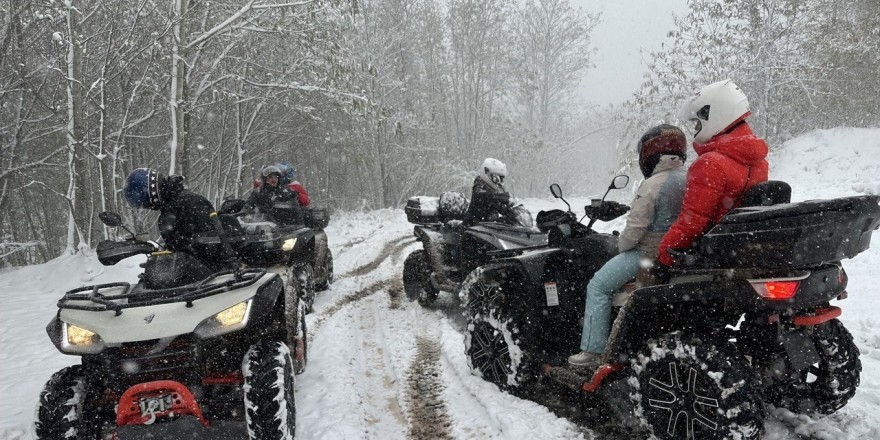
603, 280, 739, 361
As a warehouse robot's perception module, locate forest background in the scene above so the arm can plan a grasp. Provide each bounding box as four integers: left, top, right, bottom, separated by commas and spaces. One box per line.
1, 0, 878, 266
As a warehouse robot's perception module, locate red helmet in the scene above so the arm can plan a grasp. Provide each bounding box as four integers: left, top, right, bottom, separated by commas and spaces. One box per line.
637, 124, 687, 178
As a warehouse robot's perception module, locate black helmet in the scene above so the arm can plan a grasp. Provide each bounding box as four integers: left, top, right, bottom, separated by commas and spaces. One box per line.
637, 124, 687, 178
123, 168, 165, 210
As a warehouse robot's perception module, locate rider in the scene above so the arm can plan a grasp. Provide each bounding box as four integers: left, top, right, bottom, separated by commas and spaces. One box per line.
245, 165, 303, 225
123, 167, 217, 256
569, 125, 688, 369
657, 79, 769, 267
275, 162, 311, 208
465, 158, 521, 225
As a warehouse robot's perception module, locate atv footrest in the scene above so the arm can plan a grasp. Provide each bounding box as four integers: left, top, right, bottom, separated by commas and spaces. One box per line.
543, 363, 626, 393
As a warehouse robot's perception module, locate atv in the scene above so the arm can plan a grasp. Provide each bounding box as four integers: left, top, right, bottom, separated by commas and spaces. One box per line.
213, 198, 334, 313
35, 210, 305, 439
402, 190, 547, 306
461, 176, 879, 439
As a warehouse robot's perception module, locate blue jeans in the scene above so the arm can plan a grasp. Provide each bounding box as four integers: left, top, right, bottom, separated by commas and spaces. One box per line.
580, 249, 645, 353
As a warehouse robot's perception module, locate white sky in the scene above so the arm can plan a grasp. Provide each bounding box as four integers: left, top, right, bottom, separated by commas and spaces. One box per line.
572, 0, 690, 106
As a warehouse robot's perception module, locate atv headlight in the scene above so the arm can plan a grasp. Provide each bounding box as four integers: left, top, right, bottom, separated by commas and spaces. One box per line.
61, 323, 106, 354
281, 238, 297, 252
215, 301, 249, 326
194, 300, 253, 339
67, 324, 97, 345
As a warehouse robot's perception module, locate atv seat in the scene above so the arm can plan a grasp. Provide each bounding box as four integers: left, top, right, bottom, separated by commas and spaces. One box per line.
740, 180, 791, 207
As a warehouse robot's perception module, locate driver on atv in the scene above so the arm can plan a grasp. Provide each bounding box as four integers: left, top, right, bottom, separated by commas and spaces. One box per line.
465, 158, 530, 227
123, 168, 225, 268
568, 125, 688, 369
245, 165, 304, 225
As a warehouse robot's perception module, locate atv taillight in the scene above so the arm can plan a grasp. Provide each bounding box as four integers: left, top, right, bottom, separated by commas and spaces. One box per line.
750, 280, 800, 300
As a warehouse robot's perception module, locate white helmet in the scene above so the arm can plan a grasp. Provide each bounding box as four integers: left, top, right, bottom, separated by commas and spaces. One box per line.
679, 79, 750, 144
479, 158, 508, 192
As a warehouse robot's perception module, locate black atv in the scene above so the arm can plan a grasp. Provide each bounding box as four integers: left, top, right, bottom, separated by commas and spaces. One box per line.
35, 211, 304, 439
402, 191, 547, 306
462, 177, 879, 439
209, 199, 334, 313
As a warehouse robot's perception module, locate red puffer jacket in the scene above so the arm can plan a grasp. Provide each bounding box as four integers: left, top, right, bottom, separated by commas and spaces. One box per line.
658, 122, 769, 266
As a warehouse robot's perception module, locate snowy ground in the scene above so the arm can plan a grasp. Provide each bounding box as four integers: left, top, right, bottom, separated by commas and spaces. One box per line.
2, 127, 879, 439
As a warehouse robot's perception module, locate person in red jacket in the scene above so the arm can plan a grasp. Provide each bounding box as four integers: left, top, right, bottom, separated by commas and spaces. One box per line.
251, 162, 311, 207
275, 162, 311, 207
657, 79, 769, 266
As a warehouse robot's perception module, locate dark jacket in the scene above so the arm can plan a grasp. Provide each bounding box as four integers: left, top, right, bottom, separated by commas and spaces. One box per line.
658, 122, 769, 265
157, 185, 216, 254
465, 176, 514, 225
245, 184, 303, 225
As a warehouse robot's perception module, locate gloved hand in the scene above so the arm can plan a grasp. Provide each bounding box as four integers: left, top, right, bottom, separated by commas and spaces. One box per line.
658, 248, 675, 267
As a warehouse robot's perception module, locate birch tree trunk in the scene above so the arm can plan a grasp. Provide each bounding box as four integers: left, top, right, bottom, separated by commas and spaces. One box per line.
64, 0, 88, 255
169, 0, 190, 176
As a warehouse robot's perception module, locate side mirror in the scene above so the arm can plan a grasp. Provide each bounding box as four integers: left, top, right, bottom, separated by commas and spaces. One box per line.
220, 198, 245, 214
99, 211, 123, 227
610, 175, 629, 190
550, 184, 563, 199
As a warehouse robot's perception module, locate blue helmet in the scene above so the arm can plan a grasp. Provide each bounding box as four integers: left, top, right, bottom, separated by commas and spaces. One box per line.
275, 162, 296, 184
124, 168, 165, 210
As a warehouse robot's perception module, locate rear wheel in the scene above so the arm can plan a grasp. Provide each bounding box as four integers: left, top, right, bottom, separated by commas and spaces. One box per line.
286, 299, 308, 375
403, 250, 439, 305
243, 341, 296, 440
628, 332, 764, 440
315, 249, 334, 291
290, 263, 316, 314
767, 318, 861, 414
35, 365, 102, 440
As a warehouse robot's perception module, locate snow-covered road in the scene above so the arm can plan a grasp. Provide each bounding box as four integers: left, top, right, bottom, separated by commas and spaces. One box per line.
2, 127, 880, 439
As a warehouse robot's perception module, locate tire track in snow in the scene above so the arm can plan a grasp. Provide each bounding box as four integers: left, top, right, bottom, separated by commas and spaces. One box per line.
308, 278, 393, 342
336, 234, 414, 280
405, 336, 453, 440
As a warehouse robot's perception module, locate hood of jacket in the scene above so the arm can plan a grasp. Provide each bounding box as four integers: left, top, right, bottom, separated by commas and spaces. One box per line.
693, 122, 768, 167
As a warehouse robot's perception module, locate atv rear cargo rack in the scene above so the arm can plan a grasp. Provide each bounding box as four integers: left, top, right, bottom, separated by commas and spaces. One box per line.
690, 195, 880, 269
58, 268, 266, 316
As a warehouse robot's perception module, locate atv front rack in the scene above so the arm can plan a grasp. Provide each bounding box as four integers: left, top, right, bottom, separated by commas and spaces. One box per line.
57, 269, 267, 316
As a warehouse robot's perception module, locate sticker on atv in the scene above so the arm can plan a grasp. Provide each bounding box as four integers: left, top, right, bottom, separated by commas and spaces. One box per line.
544, 282, 559, 307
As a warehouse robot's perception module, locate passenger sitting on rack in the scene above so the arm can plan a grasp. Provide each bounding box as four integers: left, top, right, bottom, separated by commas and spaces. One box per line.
245, 165, 303, 225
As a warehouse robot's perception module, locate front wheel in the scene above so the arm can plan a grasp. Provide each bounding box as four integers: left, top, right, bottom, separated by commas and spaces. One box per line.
35, 365, 102, 440
243, 341, 296, 439
767, 318, 861, 414
465, 304, 534, 390
628, 332, 764, 440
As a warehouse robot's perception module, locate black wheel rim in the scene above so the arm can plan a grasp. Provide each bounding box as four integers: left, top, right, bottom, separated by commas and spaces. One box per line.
646, 362, 720, 439
468, 320, 512, 386
467, 278, 501, 317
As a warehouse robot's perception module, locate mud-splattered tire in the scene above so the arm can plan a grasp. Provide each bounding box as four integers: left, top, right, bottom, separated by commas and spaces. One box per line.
315, 249, 334, 291
290, 263, 316, 314
403, 250, 438, 305
629, 332, 764, 440
462, 268, 501, 319
465, 306, 533, 391
243, 341, 296, 440
768, 318, 861, 414
285, 298, 309, 375
35, 365, 101, 440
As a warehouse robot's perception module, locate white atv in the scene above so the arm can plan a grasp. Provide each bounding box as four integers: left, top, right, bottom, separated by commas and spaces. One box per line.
35, 211, 305, 439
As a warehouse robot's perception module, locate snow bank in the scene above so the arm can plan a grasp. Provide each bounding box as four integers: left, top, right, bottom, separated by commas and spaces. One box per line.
769, 127, 880, 200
